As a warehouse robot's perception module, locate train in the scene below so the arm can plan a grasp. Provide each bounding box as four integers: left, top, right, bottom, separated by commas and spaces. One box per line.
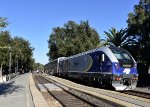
46, 46, 138, 91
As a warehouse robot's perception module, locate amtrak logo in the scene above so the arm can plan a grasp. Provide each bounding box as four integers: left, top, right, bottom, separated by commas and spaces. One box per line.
123, 68, 131, 74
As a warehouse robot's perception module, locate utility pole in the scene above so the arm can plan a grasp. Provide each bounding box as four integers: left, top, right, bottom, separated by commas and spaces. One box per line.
9, 46, 12, 80
16, 55, 18, 75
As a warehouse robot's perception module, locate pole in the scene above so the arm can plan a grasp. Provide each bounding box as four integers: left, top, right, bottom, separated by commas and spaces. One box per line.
17, 59, 18, 75
9, 47, 12, 80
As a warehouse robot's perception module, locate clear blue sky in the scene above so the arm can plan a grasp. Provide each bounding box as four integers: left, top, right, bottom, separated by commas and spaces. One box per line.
0, 0, 139, 65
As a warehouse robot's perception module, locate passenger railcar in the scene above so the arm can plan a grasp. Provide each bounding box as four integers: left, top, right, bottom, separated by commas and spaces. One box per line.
47, 46, 138, 91
46, 57, 66, 75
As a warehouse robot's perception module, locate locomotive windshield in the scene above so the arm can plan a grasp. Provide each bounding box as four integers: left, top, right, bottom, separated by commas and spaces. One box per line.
113, 51, 131, 60
109, 46, 134, 67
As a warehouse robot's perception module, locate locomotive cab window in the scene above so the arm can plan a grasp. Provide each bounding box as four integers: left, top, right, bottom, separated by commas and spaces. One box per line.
110, 48, 134, 67
112, 51, 132, 61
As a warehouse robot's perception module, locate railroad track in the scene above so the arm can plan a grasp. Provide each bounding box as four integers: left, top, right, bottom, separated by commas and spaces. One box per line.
33, 74, 63, 107
43, 75, 150, 107
34, 74, 95, 107
123, 90, 150, 99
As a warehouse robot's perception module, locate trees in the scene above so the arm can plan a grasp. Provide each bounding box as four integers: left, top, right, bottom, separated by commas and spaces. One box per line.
47, 20, 100, 60
126, 0, 150, 84
104, 27, 130, 47
0, 17, 10, 75
11, 37, 34, 73
0, 17, 34, 74
0, 17, 8, 29
33, 63, 44, 72
0, 35, 34, 74
0, 31, 12, 74
127, 0, 150, 64
103, 0, 150, 66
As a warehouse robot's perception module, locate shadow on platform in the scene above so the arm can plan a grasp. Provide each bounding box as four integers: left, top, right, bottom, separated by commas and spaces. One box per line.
0, 81, 24, 95
137, 75, 150, 88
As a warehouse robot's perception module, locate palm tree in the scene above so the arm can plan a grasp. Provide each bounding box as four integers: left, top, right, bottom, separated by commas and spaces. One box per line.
104, 27, 130, 47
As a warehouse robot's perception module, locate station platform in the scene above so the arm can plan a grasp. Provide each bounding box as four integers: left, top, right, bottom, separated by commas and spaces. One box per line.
0, 73, 49, 107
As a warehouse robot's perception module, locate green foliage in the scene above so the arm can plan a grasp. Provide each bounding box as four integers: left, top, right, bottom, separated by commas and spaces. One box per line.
11, 36, 34, 70
47, 20, 100, 60
127, 0, 150, 64
0, 18, 34, 73
12, 36, 34, 63
0, 17, 8, 30
104, 27, 132, 47
33, 63, 44, 71
0, 31, 12, 66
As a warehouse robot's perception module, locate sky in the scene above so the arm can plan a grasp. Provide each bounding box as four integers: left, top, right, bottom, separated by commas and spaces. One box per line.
0, 0, 139, 65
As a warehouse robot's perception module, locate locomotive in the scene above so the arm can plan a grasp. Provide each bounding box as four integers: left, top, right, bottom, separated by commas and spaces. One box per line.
47, 46, 138, 91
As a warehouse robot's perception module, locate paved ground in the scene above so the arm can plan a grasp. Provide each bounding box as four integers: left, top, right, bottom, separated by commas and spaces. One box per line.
135, 84, 150, 94
0, 73, 34, 107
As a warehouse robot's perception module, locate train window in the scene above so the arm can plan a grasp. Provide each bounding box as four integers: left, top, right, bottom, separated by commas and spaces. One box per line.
123, 53, 130, 59
112, 51, 132, 60
114, 53, 123, 59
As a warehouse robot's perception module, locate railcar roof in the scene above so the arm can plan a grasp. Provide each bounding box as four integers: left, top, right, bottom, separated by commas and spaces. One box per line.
50, 46, 122, 62
64, 46, 110, 60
